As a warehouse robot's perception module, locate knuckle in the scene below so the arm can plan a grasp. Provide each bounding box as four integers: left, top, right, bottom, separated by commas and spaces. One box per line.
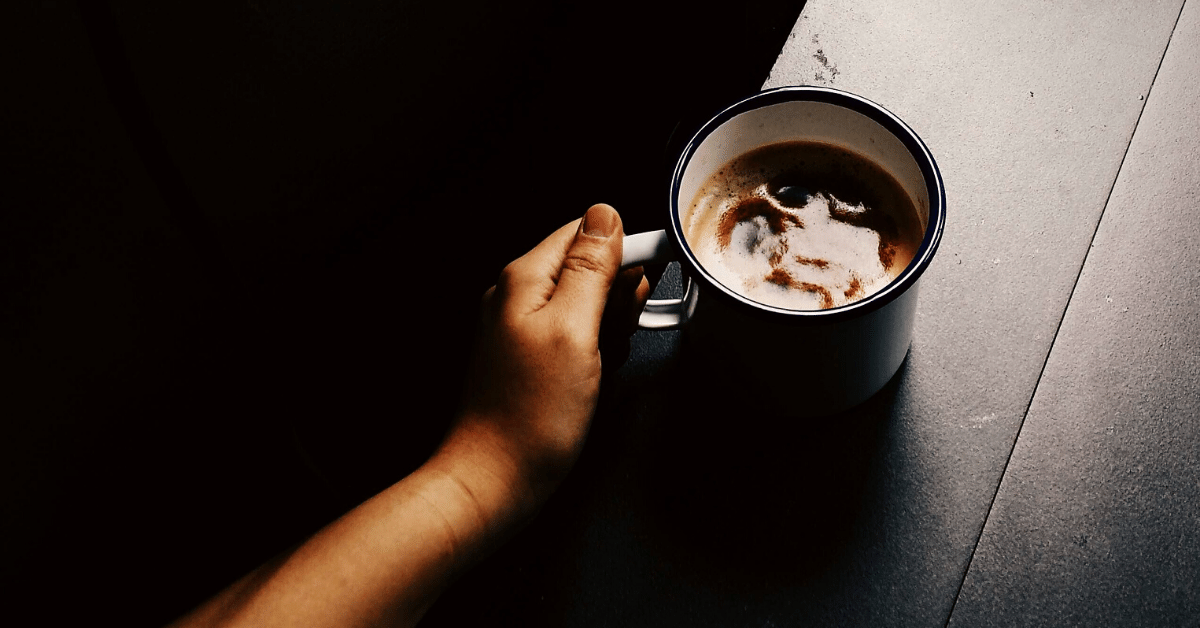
495, 260, 527, 297
561, 249, 610, 276
497, 260, 521, 286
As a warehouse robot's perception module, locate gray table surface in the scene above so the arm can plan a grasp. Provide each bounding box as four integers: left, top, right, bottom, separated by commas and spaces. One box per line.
774, 1, 1199, 624
626, 0, 1200, 625
470, 1, 1200, 626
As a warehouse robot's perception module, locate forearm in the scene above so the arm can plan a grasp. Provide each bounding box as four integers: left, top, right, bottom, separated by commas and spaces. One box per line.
170, 204, 639, 628
169, 422, 538, 628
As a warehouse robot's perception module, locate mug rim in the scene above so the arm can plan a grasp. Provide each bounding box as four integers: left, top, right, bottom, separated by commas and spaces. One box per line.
669, 86, 946, 324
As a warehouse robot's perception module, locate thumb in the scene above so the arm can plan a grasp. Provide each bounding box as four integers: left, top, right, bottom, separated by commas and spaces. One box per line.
551, 203, 624, 336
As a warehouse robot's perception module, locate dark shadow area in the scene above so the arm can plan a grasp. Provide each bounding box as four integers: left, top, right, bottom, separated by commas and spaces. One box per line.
418, 347, 691, 627
634, 341, 905, 586
272, 0, 810, 515
420, 339, 907, 626
3, 0, 804, 625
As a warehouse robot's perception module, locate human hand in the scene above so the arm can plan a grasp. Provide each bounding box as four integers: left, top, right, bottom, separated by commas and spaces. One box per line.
166, 205, 649, 628
442, 204, 650, 507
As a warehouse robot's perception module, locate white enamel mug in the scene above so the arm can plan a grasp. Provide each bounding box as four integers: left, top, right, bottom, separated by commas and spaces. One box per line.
622, 86, 945, 417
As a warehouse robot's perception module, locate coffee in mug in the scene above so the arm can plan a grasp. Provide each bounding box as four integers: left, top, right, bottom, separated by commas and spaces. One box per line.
682, 140, 924, 311
620, 87, 945, 416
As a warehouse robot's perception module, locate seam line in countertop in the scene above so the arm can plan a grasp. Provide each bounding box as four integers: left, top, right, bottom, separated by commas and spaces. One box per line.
941, 1, 1190, 626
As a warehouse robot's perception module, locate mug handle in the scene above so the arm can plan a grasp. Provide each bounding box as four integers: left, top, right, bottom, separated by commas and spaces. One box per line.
621, 230, 692, 330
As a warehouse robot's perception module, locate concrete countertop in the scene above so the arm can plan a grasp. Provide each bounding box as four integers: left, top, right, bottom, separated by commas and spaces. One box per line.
427, 1, 1200, 626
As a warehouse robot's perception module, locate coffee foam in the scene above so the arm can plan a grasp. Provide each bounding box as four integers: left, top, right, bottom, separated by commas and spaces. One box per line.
683, 141, 921, 310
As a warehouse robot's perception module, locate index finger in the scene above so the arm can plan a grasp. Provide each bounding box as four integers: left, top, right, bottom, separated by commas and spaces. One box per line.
495, 219, 581, 317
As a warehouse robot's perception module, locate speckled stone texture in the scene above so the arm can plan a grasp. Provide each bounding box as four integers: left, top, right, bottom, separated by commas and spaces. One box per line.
948, 1, 1200, 625
712, 0, 1186, 624
426, 0, 1193, 625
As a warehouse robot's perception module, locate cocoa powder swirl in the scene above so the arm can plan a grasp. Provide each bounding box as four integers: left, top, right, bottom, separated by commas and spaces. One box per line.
769, 172, 902, 271
712, 191, 888, 310
794, 255, 830, 269
715, 197, 803, 249
844, 275, 863, 300
683, 140, 925, 311
764, 266, 834, 309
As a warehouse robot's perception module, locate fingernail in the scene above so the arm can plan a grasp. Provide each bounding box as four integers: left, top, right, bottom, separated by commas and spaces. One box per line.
581, 204, 619, 238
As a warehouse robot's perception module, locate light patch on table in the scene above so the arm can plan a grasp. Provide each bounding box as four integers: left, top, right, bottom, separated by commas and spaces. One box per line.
964, 413, 998, 429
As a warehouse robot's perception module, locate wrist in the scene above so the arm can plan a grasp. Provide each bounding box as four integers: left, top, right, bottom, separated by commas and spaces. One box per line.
430, 419, 546, 530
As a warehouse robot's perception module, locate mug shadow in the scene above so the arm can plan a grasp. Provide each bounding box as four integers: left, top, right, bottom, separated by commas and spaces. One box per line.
633, 333, 905, 587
